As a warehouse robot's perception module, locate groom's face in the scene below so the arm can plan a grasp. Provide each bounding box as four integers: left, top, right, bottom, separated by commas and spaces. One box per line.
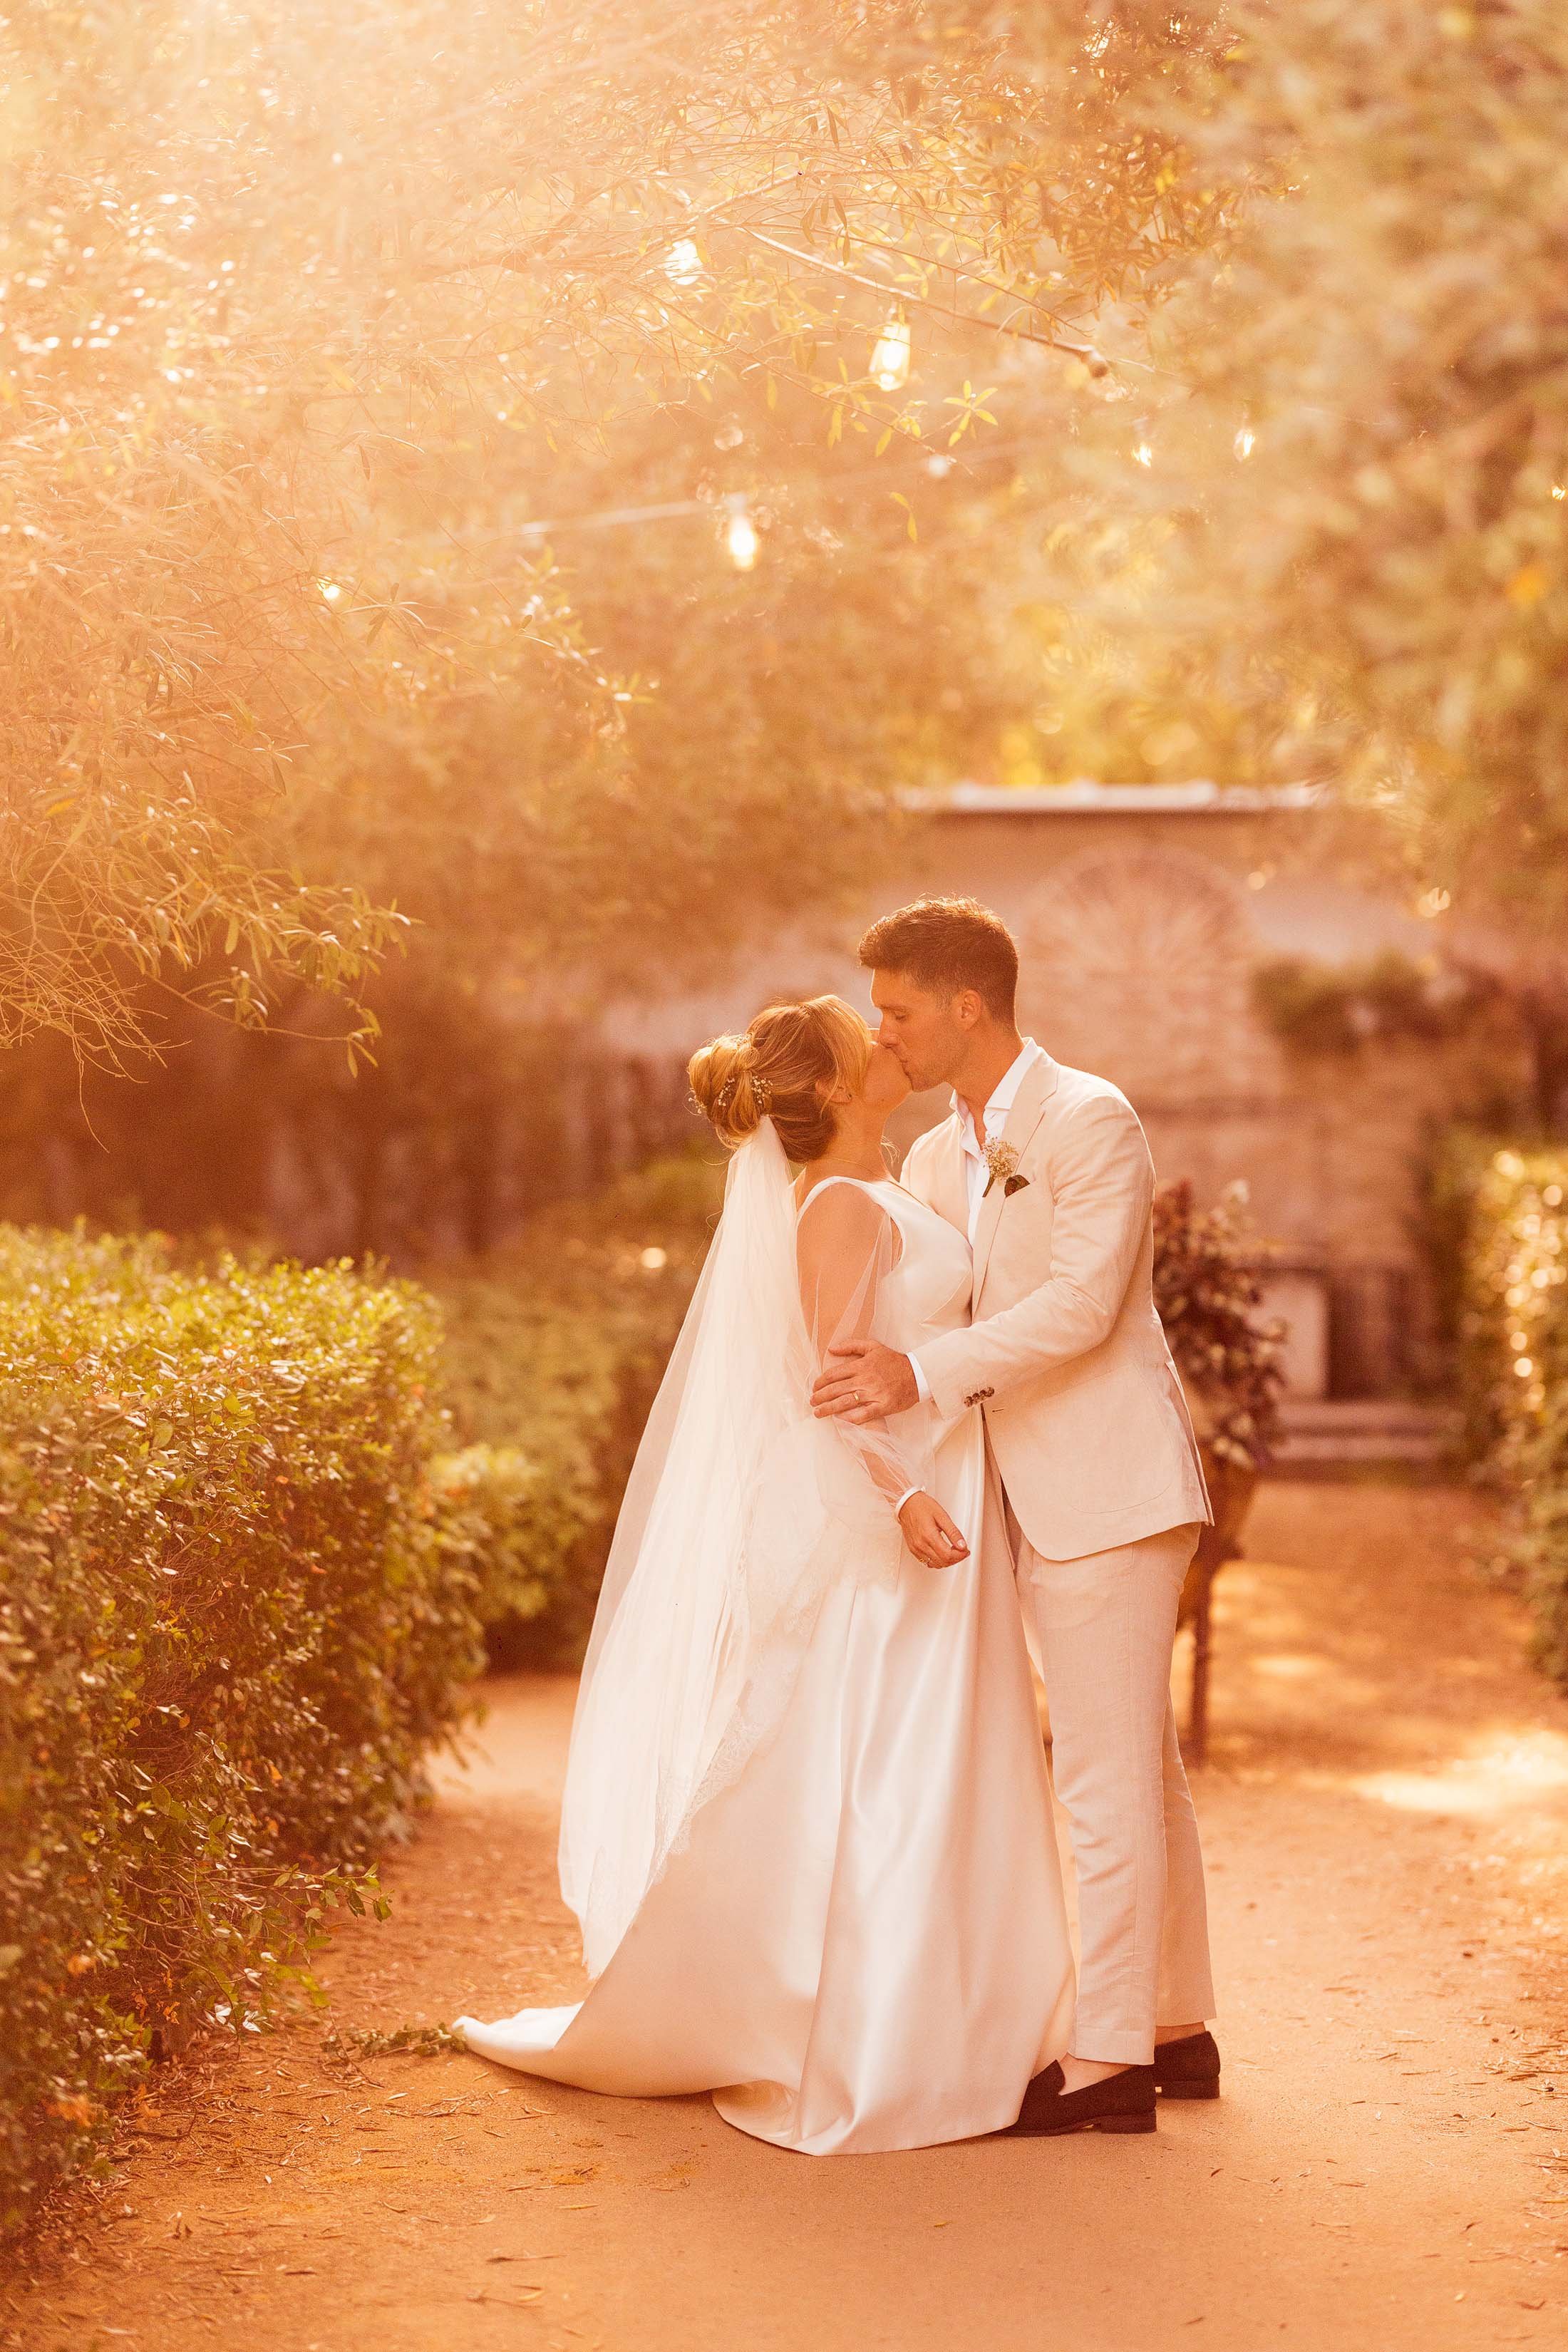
869, 969, 971, 1093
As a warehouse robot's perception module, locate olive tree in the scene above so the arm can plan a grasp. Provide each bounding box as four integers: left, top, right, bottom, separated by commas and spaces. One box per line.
0, 1, 1238, 1063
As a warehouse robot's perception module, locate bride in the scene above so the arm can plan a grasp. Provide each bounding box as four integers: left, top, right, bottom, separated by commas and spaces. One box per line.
455, 996, 1073, 2154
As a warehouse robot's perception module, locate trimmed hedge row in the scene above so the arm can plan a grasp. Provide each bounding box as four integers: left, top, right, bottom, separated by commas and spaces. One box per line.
423, 1155, 720, 1663
0, 1155, 721, 2240
0, 1229, 483, 2237
1441, 1135, 1568, 1688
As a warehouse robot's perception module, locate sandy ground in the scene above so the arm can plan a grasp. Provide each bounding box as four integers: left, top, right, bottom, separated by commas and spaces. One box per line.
9, 1480, 1568, 2352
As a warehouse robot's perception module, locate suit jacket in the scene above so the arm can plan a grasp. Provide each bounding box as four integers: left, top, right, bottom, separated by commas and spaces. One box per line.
902, 1052, 1211, 1562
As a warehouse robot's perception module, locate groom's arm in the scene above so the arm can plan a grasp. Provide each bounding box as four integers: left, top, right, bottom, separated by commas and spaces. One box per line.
914, 1095, 1152, 1418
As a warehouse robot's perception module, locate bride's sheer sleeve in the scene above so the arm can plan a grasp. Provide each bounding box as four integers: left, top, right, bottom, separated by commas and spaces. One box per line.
795, 1182, 934, 1523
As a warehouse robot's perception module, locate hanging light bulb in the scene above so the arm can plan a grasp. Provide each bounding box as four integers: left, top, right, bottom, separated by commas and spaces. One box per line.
726, 511, 760, 569
870, 316, 912, 392
723, 494, 760, 571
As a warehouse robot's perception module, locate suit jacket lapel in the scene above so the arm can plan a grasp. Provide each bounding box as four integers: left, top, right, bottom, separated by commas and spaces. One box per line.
971, 1052, 1061, 1297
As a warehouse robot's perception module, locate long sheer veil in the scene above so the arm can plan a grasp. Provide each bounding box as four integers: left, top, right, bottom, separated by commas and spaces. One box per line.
557, 1120, 919, 1976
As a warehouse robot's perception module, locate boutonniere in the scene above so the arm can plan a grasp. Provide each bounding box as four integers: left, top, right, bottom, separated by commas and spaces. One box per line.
982, 1139, 1031, 1199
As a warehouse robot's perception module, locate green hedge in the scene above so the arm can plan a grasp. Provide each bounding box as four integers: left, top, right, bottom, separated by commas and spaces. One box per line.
424, 1155, 721, 1664
1442, 1135, 1568, 1687
1252, 949, 1489, 1056
0, 1229, 483, 2238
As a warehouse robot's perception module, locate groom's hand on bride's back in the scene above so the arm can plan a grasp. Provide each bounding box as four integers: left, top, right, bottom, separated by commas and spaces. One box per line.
812, 1340, 919, 1421
897, 1491, 970, 1569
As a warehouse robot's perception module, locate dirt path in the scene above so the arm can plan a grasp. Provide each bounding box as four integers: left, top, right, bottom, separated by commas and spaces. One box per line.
10, 1482, 1568, 2352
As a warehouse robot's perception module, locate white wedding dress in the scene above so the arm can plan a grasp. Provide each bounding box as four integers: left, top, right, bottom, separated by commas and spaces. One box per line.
456, 1124, 1073, 2154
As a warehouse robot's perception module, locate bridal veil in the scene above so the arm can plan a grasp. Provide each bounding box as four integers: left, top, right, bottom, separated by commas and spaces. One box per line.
557, 1120, 931, 1976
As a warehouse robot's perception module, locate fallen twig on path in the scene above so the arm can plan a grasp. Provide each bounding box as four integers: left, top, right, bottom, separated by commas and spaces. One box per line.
322, 2023, 464, 2060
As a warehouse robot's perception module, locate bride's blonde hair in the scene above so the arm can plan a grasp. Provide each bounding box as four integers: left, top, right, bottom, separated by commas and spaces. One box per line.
689, 996, 872, 1164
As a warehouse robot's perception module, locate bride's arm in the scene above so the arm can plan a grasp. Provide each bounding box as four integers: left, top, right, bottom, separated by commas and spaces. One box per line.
795, 1186, 968, 1569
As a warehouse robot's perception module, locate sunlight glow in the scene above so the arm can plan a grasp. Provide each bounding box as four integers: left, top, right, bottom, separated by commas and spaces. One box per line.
664, 238, 702, 287
870, 318, 912, 391
724, 504, 759, 570
1354, 1732, 1568, 1817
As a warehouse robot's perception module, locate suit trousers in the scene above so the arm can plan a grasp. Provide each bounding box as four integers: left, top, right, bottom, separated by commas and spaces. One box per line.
1013, 1520, 1216, 2067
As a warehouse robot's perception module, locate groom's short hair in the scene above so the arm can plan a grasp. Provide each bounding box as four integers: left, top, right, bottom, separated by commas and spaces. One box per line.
857, 896, 1018, 1021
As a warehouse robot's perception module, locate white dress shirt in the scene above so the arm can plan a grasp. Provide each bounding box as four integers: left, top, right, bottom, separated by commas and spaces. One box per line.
909, 1038, 1046, 1405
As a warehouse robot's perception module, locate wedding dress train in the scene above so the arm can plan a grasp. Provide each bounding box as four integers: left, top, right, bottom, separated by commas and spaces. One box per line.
456, 1128, 1073, 2154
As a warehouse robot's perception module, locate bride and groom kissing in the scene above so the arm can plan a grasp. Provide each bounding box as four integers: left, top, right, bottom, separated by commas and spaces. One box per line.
456, 894, 1219, 2151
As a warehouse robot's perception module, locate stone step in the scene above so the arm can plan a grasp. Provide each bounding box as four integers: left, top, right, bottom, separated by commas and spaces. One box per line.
1271, 1398, 1460, 1465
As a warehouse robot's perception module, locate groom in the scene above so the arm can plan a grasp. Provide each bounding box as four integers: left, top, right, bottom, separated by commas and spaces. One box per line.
812, 894, 1219, 2137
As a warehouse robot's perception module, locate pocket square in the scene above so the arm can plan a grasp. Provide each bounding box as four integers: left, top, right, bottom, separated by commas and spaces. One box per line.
1004, 1172, 1030, 1197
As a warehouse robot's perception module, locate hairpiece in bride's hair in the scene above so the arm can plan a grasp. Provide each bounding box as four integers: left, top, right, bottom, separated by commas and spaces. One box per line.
713, 1061, 772, 1118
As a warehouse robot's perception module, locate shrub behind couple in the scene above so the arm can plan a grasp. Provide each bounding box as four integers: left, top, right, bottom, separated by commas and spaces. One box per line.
457, 896, 1219, 2150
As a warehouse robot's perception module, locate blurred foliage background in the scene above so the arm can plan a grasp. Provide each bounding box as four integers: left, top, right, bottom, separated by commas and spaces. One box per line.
1435, 1137, 1568, 1688
4, 0, 1564, 1110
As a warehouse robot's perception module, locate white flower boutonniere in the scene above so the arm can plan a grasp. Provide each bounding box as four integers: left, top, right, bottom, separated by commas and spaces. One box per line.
982, 1138, 1030, 1199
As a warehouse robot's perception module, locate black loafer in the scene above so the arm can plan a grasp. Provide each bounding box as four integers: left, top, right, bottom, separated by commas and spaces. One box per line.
1154, 2030, 1221, 2100
1004, 2060, 1157, 2137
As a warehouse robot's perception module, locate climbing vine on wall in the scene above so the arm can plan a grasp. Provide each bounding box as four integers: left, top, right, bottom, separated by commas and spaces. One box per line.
1251, 951, 1491, 1056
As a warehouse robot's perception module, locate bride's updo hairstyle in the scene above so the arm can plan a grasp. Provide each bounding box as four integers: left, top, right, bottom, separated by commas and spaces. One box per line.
689, 996, 872, 1164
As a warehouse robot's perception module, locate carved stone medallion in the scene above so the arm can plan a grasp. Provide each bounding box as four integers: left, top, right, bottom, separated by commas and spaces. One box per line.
1018, 847, 1277, 1108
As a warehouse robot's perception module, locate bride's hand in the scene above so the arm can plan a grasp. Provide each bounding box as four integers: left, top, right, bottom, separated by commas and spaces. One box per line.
897, 1492, 970, 1569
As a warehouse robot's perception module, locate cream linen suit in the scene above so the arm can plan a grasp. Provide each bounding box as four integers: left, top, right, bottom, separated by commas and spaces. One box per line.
902, 1050, 1217, 2065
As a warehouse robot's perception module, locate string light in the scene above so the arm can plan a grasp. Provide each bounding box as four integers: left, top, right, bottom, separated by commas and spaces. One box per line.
515, 437, 1023, 548
723, 494, 759, 569
1234, 425, 1256, 460
870, 316, 912, 391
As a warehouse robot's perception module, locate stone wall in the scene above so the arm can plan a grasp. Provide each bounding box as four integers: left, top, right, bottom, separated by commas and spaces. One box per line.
617, 795, 1525, 1398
